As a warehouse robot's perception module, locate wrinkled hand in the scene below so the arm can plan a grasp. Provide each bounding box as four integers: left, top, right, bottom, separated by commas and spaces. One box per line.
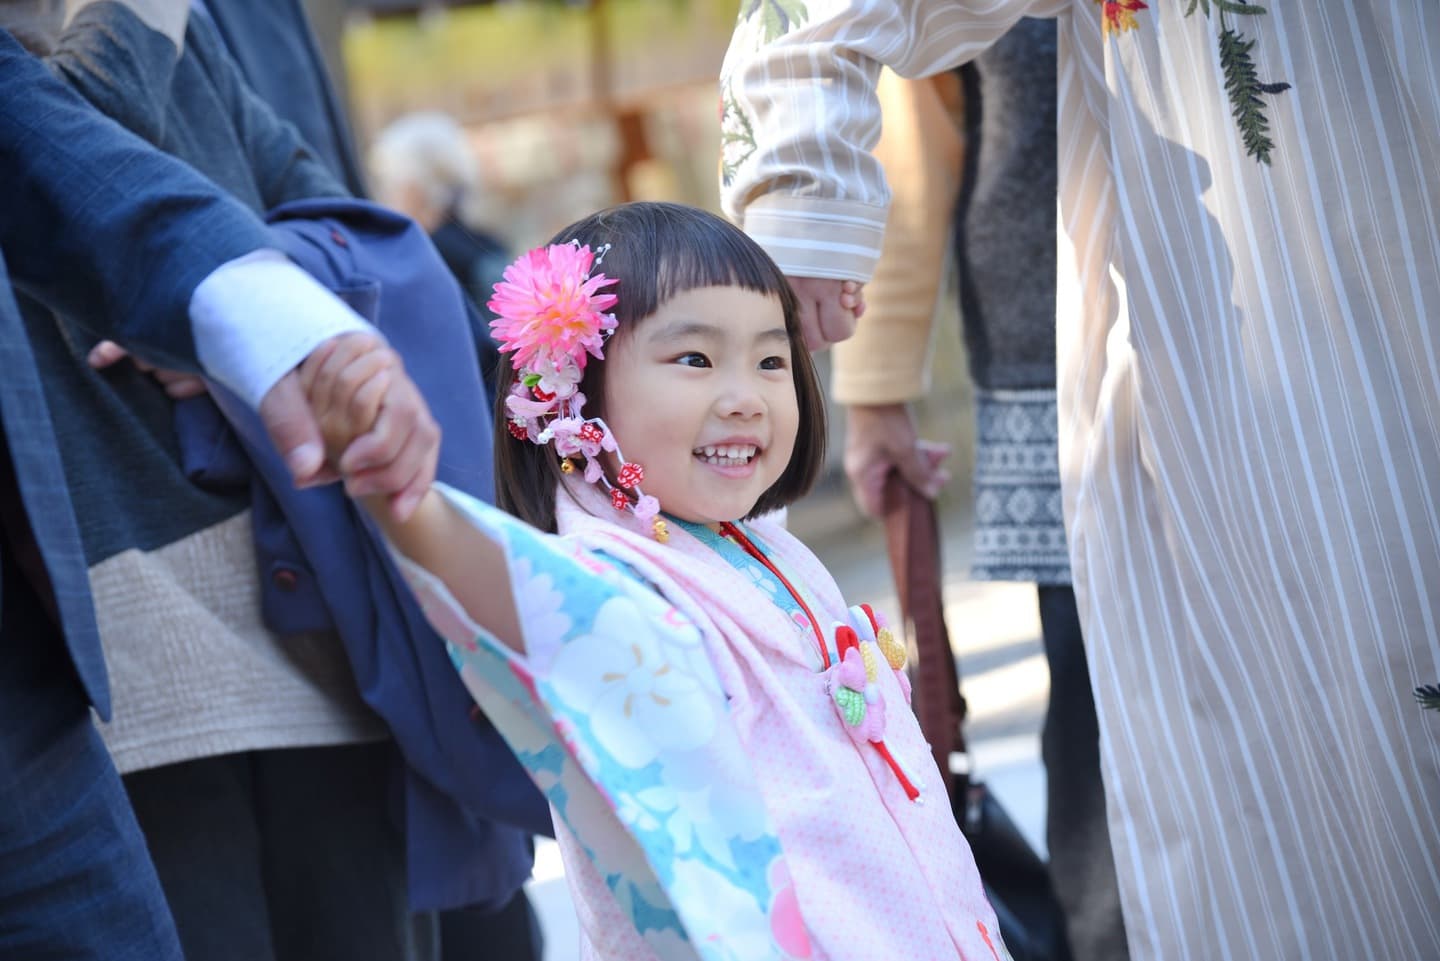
88, 340, 208, 400
787, 276, 866, 351
844, 403, 950, 518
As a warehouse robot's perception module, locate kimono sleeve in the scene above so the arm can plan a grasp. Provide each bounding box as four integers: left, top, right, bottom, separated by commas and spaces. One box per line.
719, 0, 1069, 281
394, 484, 801, 961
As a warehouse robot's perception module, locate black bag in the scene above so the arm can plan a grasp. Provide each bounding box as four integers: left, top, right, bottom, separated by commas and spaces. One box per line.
882, 474, 1072, 961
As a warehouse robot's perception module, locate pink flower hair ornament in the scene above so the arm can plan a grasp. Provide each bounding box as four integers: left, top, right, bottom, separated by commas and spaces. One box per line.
488, 241, 669, 542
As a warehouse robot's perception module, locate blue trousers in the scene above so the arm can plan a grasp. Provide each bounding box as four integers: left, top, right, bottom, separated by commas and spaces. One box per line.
0, 572, 182, 960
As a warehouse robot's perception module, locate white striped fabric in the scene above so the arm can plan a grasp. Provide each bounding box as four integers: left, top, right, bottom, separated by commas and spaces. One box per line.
721, 2, 1440, 958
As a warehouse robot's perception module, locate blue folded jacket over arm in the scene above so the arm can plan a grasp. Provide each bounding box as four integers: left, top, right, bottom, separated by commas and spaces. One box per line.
176, 197, 551, 912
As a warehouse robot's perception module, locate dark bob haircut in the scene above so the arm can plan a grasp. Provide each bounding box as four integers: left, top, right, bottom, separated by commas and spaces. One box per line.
494, 201, 827, 533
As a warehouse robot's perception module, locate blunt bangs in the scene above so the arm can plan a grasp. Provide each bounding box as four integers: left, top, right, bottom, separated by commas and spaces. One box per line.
548, 202, 799, 330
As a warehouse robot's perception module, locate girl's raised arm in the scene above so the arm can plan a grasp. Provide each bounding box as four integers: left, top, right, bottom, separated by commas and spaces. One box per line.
362, 486, 525, 652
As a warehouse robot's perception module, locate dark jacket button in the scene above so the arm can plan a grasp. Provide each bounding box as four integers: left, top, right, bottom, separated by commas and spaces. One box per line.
272, 568, 300, 592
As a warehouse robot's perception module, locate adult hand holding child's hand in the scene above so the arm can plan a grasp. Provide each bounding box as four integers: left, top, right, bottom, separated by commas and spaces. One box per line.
787, 276, 866, 351
296, 331, 441, 521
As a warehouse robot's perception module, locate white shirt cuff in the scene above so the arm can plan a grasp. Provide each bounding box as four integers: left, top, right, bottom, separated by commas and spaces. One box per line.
740, 195, 888, 282
190, 249, 375, 409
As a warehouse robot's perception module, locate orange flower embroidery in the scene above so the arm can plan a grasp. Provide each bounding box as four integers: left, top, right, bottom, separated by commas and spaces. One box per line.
1096, 0, 1148, 35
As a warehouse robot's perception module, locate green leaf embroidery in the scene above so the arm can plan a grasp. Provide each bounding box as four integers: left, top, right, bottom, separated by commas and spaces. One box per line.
1217, 26, 1290, 165
1177, 1, 1292, 166
719, 83, 758, 188
738, 0, 810, 44
1416, 684, 1440, 713
834, 686, 866, 727
1187, 0, 1269, 14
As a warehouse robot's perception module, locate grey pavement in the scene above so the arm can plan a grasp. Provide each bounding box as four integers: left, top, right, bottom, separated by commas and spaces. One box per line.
526, 487, 1053, 960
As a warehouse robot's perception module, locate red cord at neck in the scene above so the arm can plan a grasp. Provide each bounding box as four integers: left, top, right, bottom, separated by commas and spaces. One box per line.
718, 522, 830, 670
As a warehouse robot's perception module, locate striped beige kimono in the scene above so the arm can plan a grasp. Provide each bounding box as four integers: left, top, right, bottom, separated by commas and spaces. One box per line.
720, 2, 1440, 958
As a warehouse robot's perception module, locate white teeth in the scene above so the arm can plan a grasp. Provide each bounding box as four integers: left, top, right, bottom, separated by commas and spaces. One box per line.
693, 444, 758, 465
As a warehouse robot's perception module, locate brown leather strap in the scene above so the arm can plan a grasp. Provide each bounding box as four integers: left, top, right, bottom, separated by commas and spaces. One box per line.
881, 471, 968, 800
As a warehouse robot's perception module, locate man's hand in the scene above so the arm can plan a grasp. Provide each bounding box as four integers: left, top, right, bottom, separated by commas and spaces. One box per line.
788, 276, 866, 351
844, 403, 950, 518
294, 332, 440, 522
88, 340, 208, 399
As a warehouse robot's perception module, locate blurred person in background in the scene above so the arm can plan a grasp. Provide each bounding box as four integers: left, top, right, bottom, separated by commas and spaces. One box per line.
371, 111, 509, 395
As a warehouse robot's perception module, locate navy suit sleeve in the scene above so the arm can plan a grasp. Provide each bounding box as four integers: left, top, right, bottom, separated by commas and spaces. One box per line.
0, 28, 273, 371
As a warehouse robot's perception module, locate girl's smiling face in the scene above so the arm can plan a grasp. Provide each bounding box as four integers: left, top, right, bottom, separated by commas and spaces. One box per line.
600, 285, 800, 527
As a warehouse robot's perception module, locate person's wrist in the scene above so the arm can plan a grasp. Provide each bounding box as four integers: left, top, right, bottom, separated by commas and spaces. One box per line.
849, 401, 910, 414
846, 401, 915, 428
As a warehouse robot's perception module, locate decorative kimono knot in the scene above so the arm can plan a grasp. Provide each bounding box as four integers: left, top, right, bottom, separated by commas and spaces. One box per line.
833, 622, 860, 660
836, 647, 867, 690
876, 627, 907, 671
858, 694, 886, 742
859, 641, 880, 683
847, 604, 878, 644
833, 685, 866, 727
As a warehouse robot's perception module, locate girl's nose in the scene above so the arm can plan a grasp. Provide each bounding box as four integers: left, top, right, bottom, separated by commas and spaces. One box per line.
718, 376, 765, 419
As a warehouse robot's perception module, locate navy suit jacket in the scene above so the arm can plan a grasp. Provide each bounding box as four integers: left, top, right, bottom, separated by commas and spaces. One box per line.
0, 29, 273, 715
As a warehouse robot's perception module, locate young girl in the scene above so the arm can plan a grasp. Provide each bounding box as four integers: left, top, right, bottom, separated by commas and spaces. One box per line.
308, 202, 1010, 961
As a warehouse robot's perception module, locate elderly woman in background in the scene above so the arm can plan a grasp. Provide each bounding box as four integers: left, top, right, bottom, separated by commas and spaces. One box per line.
370, 112, 509, 394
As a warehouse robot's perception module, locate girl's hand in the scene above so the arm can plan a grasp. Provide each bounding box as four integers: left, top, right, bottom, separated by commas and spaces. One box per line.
839, 279, 867, 320
787, 276, 866, 351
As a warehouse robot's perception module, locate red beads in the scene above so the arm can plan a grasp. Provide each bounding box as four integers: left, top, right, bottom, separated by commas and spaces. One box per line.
579, 423, 605, 445
610, 488, 629, 511
616, 462, 645, 489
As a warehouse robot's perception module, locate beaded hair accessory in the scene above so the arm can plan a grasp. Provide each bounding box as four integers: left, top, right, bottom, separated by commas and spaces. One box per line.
488, 241, 668, 542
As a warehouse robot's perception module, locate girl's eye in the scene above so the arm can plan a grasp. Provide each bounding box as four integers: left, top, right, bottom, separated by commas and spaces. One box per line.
759, 355, 788, 371
675, 352, 711, 368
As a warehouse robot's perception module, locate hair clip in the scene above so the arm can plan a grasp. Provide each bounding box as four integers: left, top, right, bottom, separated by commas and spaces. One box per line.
489, 241, 665, 540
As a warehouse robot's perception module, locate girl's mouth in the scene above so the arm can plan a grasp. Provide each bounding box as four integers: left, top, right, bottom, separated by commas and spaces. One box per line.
693, 444, 759, 467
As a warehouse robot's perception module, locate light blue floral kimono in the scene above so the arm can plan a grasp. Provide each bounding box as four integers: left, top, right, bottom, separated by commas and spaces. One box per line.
399, 482, 1007, 961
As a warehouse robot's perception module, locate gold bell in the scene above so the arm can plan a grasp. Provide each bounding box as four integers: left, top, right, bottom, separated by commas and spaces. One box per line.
652, 518, 670, 544
559, 458, 575, 474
